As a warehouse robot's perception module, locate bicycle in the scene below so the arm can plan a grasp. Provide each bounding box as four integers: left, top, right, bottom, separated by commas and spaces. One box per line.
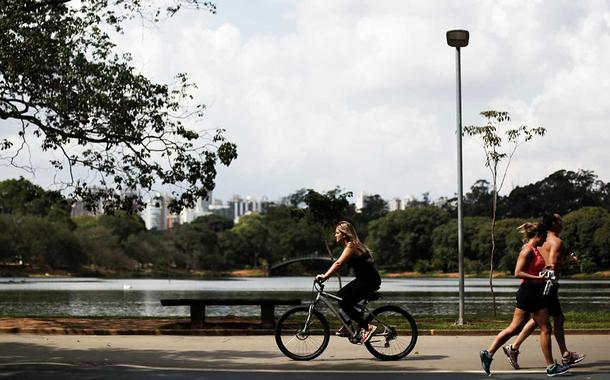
275, 278, 418, 361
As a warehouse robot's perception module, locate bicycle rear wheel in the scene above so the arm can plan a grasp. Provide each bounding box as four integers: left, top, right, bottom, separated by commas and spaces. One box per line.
364, 305, 418, 360
275, 305, 330, 361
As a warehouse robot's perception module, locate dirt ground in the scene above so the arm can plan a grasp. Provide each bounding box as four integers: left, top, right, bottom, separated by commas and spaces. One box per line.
0, 316, 274, 335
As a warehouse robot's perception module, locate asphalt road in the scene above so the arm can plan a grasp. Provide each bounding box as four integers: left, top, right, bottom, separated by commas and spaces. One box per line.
0, 334, 608, 379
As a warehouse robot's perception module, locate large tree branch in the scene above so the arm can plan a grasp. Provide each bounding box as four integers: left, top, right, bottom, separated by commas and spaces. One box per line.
21, 0, 70, 13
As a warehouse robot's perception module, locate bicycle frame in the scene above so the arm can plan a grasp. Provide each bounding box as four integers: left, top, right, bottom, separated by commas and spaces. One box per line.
306, 280, 373, 338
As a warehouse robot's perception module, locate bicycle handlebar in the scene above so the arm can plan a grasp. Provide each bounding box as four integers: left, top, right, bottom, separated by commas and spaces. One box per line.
314, 277, 325, 291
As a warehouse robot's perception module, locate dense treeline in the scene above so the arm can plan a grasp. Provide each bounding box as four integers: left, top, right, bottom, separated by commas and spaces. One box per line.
1, 169, 609, 276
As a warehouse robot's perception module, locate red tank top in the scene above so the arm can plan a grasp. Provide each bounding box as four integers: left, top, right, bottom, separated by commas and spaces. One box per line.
521, 244, 545, 284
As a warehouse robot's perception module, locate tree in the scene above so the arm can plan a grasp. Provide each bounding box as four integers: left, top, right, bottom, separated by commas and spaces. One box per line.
124, 231, 176, 270
97, 211, 146, 242
16, 215, 84, 270
593, 216, 610, 270
505, 170, 608, 217
230, 213, 270, 268
0, 214, 20, 262
76, 224, 133, 271
431, 216, 490, 273
303, 187, 354, 283
0, 178, 71, 216
257, 203, 323, 264
284, 188, 308, 208
563, 207, 609, 273
463, 110, 545, 316
358, 194, 389, 223
367, 206, 450, 270
463, 179, 493, 217
0, 0, 236, 213
171, 215, 231, 271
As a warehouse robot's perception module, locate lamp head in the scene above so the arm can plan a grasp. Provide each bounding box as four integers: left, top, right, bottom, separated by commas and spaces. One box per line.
446, 30, 469, 48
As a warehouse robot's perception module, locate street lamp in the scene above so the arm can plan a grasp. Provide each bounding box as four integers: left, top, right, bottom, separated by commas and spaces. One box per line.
446, 29, 469, 325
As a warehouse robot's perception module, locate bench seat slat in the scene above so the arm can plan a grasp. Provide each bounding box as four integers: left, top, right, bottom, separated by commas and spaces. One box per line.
160, 298, 302, 328
161, 299, 301, 306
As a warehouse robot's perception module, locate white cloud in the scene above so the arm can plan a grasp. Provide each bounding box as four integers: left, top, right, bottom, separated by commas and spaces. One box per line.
3, 0, 610, 203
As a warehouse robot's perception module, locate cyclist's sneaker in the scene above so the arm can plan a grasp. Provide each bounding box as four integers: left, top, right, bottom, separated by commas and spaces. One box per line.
546, 362, 570, 377
479, 349, 492, 376
562, 351, 585, 366
359, 324, 377, 344
335, 325, 351, 337
502, 344, 520, 369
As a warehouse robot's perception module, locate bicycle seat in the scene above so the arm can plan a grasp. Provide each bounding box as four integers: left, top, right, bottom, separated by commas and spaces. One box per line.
365, 291, 381, 301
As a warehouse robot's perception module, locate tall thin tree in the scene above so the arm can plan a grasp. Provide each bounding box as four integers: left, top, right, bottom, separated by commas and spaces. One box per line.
464, 110, 545, 316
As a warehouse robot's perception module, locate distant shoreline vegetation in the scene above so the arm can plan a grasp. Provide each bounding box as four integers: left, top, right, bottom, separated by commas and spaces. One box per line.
2, 268, 610, 281
1, 168, 610, 277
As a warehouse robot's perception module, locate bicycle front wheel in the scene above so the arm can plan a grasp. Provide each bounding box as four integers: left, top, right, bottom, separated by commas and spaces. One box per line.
364, 305, 418, 360
275, 305, 330, 361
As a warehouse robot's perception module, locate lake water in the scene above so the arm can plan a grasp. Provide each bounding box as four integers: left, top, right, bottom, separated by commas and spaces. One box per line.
1, 276, 609, 317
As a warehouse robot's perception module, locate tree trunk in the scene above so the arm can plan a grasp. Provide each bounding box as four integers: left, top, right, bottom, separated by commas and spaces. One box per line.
489, 188, 498, 317
324, 240, 342, 289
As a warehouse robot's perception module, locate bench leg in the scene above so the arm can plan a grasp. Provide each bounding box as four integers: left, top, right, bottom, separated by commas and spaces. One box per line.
190, 305, 205, 328
261, 304, 275, 328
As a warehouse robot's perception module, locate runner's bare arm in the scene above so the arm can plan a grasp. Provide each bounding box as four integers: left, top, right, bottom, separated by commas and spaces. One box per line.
514, 246, 543, 280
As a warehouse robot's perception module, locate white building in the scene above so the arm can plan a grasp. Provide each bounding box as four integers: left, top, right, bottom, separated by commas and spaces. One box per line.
229, 195, 262, 222
71, 186, 138, 217
355, 191, 369, 213
179, 193, 213, 224
142, 193, 171, 230
71, 199, 104, 217
388, 197, 402, 212
388, 195, 417, 211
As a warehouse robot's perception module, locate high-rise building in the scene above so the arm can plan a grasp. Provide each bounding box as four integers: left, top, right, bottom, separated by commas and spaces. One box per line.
70, 186, 138, 217
388, 197, 402, 212
388, 194, 417, 211
355, 191, 369, 213
208, 199, 233, 220
143, 192, 170, 230
179, 192, 213, 224
71, 199, 104, 217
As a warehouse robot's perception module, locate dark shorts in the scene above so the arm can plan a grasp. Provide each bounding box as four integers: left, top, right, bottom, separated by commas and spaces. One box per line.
516, 283, 546, 313
545, 284, 563, 317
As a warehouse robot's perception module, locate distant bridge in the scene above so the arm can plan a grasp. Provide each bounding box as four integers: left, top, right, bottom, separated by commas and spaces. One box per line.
269, 255, 334, 273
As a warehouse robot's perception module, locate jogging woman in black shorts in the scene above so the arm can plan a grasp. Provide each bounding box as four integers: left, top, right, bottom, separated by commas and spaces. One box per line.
316, 221, 381, 344
479, 223, 570, 377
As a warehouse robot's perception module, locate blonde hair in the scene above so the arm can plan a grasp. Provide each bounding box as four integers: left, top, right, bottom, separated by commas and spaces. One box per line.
517, 222, 546, 242
336, 221, 370, 254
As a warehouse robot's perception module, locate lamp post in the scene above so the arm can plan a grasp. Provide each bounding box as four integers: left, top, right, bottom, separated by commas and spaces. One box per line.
446, 29, 469, 325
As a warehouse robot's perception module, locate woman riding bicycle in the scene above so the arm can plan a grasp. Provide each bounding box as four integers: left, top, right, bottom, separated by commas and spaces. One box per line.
316, 221, 381, 344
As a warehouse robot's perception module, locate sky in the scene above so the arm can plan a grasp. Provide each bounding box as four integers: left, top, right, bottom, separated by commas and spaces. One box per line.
2, 0, 610, 203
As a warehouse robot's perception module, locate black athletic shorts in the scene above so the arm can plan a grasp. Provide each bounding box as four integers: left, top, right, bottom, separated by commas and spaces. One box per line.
545, 284, 563, 317
516, 282, 546, 313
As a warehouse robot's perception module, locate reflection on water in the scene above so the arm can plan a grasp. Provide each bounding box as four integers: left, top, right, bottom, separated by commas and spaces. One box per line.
1, 277, 609, 317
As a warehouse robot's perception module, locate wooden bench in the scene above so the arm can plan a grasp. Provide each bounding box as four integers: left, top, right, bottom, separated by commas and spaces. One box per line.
160, 298, 302, 328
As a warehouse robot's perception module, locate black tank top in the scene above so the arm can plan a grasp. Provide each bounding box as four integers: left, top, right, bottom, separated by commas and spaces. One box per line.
348, 249, 379, 280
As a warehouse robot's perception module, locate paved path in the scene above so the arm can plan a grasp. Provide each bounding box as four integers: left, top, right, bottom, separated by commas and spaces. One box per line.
0, 334, 608, 376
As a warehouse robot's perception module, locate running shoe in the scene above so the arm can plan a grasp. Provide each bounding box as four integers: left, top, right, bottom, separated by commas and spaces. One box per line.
335, 325, 350, 337
502, 344, 520, 369
546, 362, 570, 377
359, 324, 377, 344
562, 351, 585, 366
479, 349, 492, 376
